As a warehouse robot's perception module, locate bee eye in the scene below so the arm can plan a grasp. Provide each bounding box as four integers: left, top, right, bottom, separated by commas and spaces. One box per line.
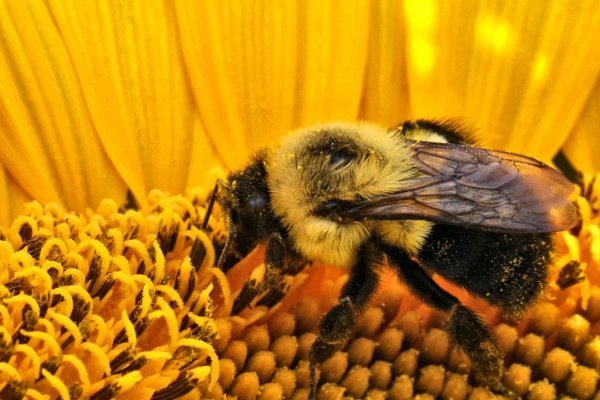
242, 195, 267, 221
329, 149, 355, 168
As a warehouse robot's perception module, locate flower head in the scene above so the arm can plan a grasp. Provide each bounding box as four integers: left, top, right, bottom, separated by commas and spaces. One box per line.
1, 1, 600, 398
0, 191, 228, 399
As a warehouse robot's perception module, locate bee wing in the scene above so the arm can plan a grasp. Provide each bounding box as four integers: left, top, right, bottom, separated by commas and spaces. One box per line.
344, 141, 577, 233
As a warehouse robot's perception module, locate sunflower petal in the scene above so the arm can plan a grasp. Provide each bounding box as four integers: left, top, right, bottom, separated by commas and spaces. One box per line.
359, 0, 411, 125
0, 1, 127, 212
564, 78, 600, 173
403, 0, 600, 162
175, 1, 370, 164
175, 2, 296, 163
0, 166, 31, 228
185, 116, 226, 190
48, 1, 212, 204
293, 1, 370, 126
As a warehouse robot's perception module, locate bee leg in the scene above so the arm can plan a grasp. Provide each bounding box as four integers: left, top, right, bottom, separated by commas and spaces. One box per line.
308, 242, 381, 398
382, 244, 507, 394
256, 259, 308, 310
232, 232, 288, 314
255, 233, 298, 307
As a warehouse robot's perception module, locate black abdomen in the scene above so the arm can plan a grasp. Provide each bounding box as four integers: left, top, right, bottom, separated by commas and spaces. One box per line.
418, 224, 553, 315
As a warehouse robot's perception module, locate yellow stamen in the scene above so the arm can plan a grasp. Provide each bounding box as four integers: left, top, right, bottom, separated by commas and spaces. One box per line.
156, 297, 179, 350
155, 285, 184, 309
13, 344, 41, 380
86, 314, 109, 347
78, 342, 111, 376
186, 313, 219, 339
48, 309, 83, 348
14, 266, 52, 294
138, 350, 171, 361
62, 354, 91, 387
120, 309, 137, 347
186, 228, 216, 270
123, 239, 154, 275
208, 268, 233, 315
151, 240, 166, 283
19, 331, 61, 357
3, 293, 41, 319
24, 388, 46, 400
9, 251, 35, 272
41, 368, 71, 400
114, 370, 143, 392
0, 363, 20, 379
176, 338, 219, 390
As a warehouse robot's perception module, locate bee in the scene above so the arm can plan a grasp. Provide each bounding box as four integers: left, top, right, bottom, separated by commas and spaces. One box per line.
215, 120, 577, 396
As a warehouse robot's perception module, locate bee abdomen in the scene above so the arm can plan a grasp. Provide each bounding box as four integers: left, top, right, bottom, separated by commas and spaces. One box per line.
418, 224, 553, 315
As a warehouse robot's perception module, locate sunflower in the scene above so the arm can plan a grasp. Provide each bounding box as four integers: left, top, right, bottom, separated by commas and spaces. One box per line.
1, 1, 600, 399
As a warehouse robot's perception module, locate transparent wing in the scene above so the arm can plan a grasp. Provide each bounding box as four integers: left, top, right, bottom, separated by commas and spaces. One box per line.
343, 140, 577, 233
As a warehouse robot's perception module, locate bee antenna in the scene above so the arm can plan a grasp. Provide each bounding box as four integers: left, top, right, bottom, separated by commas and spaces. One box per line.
201, 179, 228, 230
217, 221, 235, 268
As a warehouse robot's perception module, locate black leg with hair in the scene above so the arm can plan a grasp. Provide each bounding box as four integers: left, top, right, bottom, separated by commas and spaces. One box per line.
232, 232, 309, 314
308, 241, 382, 398
232, 232, 287, 314
381, 243, 507, 394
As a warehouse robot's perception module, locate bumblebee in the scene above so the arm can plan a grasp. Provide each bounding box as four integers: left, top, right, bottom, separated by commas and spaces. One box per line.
216, 120, 576, 396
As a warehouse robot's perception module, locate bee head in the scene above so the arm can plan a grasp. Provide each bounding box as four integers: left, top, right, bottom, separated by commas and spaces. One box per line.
220, 151, 279, 258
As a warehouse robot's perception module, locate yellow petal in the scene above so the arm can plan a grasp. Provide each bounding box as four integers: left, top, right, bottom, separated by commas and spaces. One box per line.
0, 166, 31, 228
175, 1, 370, 165
41, 369, 71, 400
175, 2, 290, 165
293, 1, 370, 127
48, 1, 214, 203
564, 79, 600, 173
185, 116, 225, 190
359, 0, 411, 126
0, 1, 127, 213
403, 0, 600, 163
